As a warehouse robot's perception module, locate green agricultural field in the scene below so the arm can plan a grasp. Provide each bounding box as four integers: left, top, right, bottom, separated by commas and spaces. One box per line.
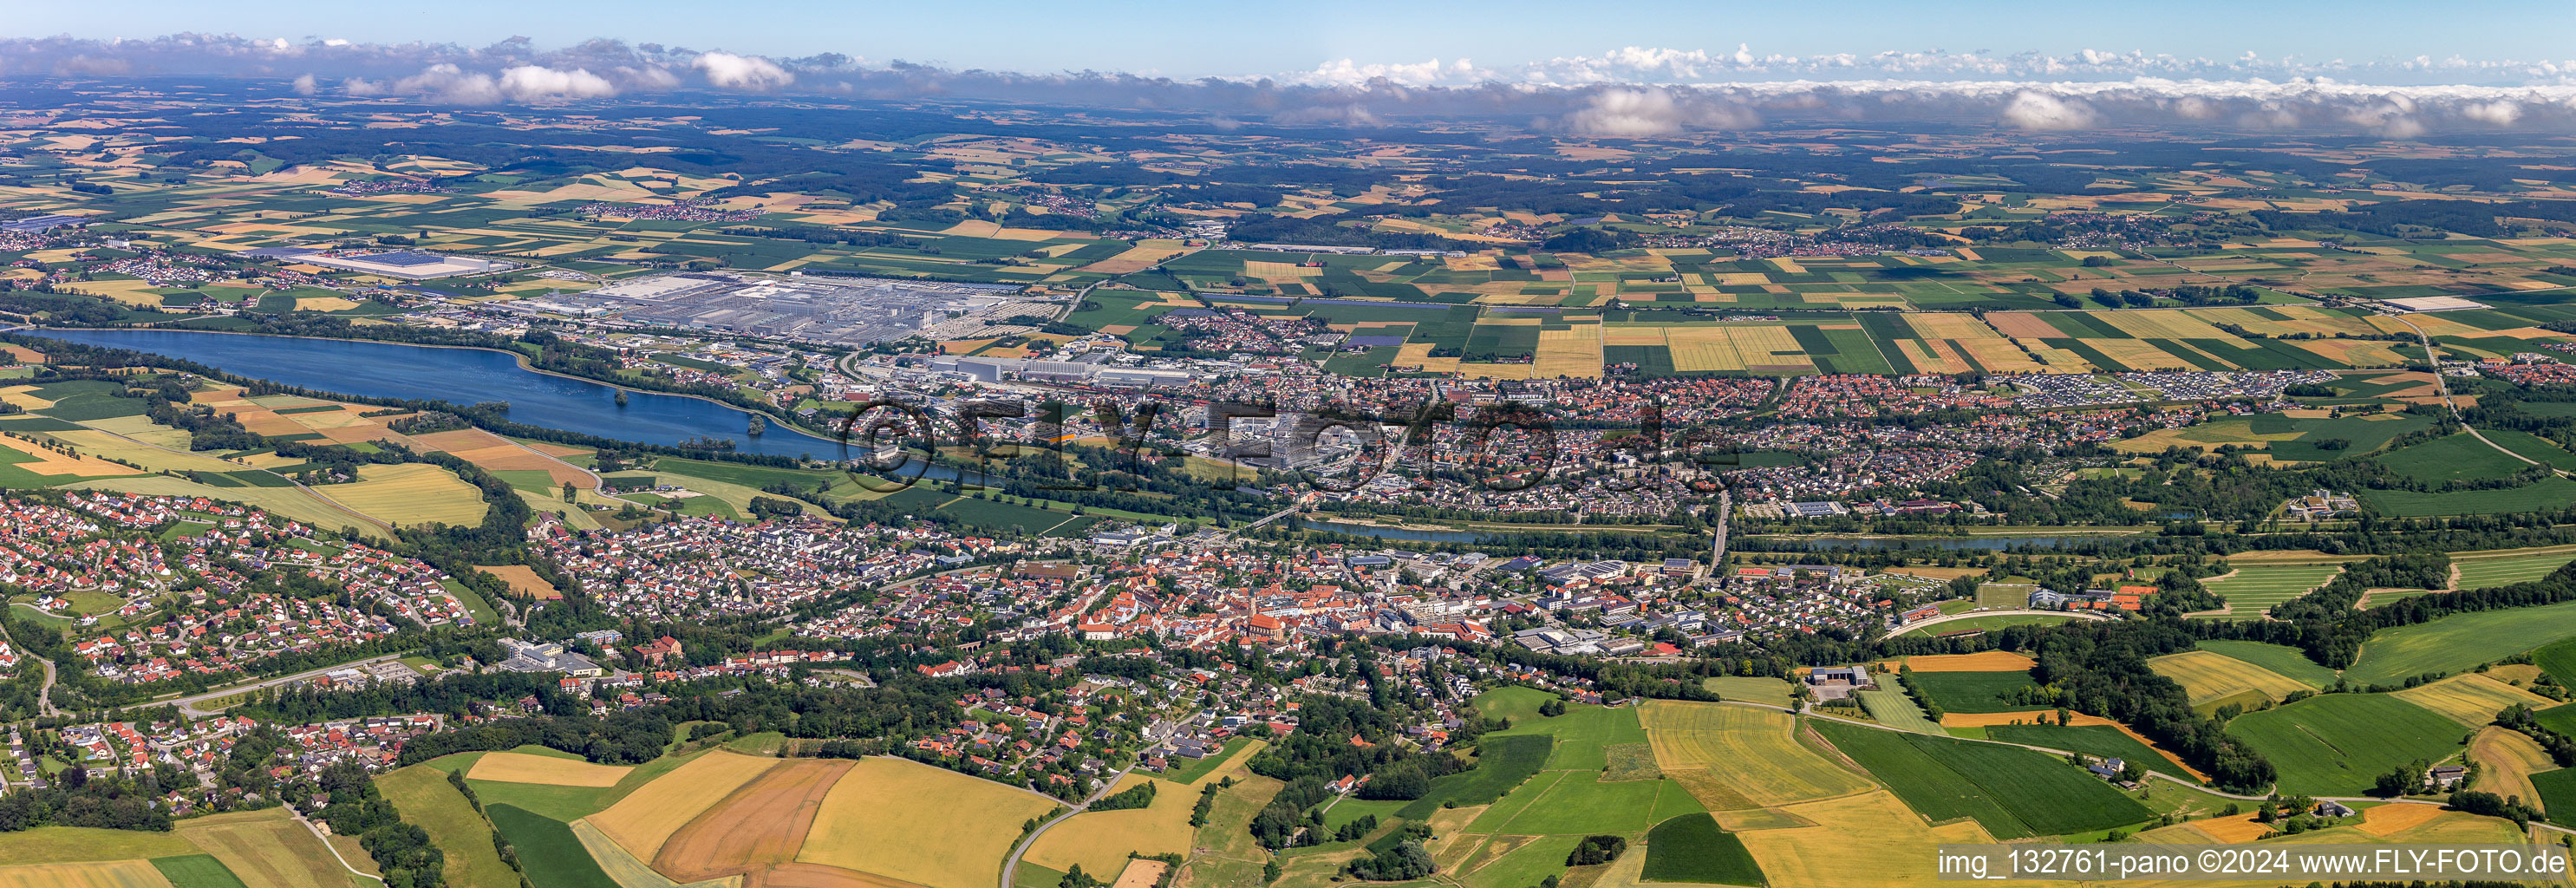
1394, 733, 1551, 818
1810, 720, 2150, 839
1984, 724, 2194, 782
2199, 564, 2343, 619
1153, 736, 1251, 785
2478, 428, 2576, 472
1855, 689, 1944, 734
2361, 476, 2576, 518
2536, 767, 2576, 827
1702, 675, 1795, 706
1640, 813, 1767, 885
2344, 599, 2576, 686
1903, 670, 2042, 714
149, 855, 251, 888
2223, 693, 2466, 796
2376, 434, 2539, 485
377, 765, 518, 888
1471, 772, 1704, 835
2193, 640, 2339, 689
2536, 640, 2576, 689
484, 804, 618, 888
2454, 547, 2576, 591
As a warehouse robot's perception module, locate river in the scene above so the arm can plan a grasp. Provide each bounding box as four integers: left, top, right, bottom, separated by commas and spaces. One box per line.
26, 329, 851, 459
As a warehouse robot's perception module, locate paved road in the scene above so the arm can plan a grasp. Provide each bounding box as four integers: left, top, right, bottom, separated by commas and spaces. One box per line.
133, 653, 408, 716
1000, 723, 1177, 888
1884, 608, 2111, 637
290, 807, 386, 883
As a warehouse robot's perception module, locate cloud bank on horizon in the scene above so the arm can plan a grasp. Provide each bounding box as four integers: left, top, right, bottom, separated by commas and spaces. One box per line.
13, 32, 2576, 138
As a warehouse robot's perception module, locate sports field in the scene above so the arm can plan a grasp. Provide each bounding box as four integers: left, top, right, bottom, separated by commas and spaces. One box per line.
1640, 702, 1874, 809
2223, 693, 2467, 796
1810, 720, 2151, 839
798, 756, 1059, 888
586, 749, 780, 861
2196, 564, 2344, 619
2343, 598, 2576, 686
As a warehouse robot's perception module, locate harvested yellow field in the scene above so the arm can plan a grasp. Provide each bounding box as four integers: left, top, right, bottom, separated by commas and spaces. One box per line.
175, 806, 353, 888
1242, 261, 1319, 278
1736, 790, 2025, 888
2147, 650, 2312, 707
1983, 312, 2068, 338
1881, 651, 2035, 672
1601, 325, 1669, 347
2351, 802, 2445, 838
2390, 673, 2555, 728
2084, 338, 2199, 371
466, 751, 633, 787
1025, 773, 1197, 876
2292, 339, 2413, 367
474, 565, 563, 599
2188, 814, 2279, 843
1665, 327, 1744, 371
2468, 726, 2552, 806
1906, 313, 2004, 340
1532, 326, 1603, 378
1895, 339, 1971, 375
1640, 701, 1872, 808
589, 750, 780, 861
0, 861, 170, 888
295, 297, 362, 311
48, 430, 246, 473
0, 434, 136, 478
325, 463, 487, 527
1729, 325, 1813, 372
799, 756, 1059, 888
2096, 310, 2234, 340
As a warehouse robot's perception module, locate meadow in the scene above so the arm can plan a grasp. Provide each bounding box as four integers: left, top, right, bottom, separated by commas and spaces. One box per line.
2452, 545, 2576, 591
486, 805, 620, 888
1982, 724, 2196, 782
2223, 693, 2468, 796
1901, 670, 2041, 714
2196, 564, 2344, 620
1640, 702, 1875, 809
1639, 814, 1767, 886
171, 807, 355, 888
1809, 720, 2150, 839
2148, 650, 2314, 713
2343, 598, 2576, 686
377, 765, 518, 888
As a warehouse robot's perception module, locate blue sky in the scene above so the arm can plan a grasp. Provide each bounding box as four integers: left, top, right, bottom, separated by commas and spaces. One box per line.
10, 0, 2573, 79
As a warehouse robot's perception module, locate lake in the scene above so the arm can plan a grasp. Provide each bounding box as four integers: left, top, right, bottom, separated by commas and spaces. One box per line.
26, 329, 851, 459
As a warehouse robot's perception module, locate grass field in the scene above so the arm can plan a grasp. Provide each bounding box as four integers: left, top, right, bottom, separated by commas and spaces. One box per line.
798, 756, 1059, 888
2361, 476, 2576, 518
1854, 689, 1943, 734
2344, 599, 2576, 686
1701, 676, 1795, 707
2191, 640, 2340, 689
1640, 702, 1875, 809
2198, 565, 2344, 619
2536, 767, 2576, 827
1639, 814, 1766, 886
0, 828, 201, 864
171, 807, 350, 888
1153, 737, 1255, 785
466, 751, 633, 787
2377, 434, 2537, 485
1171, 774, 1284, 888
0, 860, 180, 888
1395, 733, 1551, 818
377, 765, 517, 888
1810, 719, 2151, 839
1983, 724, 2195, 782
2224, 693, 2468, 796
2536, 637, 2576, 688
1466, 769, 1705, 835
324, 463, 487, 527
1901, 670, 2040, 714
2147, 650, 2314, 709
147, 856, 248, 888
486, 805, 618, 888
585, 749, 779, 862
2454, 546, 2576, 591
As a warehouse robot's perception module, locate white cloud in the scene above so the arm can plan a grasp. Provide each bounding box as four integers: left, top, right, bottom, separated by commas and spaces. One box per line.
694, 51, 792, 90
2000, 90, 2096, 129
498, 65, 618, 101
290, 73, 317, 96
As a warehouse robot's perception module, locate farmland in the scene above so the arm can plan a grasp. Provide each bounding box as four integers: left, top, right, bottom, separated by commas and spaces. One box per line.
1640, 702, 1875, 809
1808, 720, 2150, 839
2195, 564, 2344, 620
2343, 598, 2576, 686
798, 756, 1059, 888
378, 764, 518, 888
466, 751, 634, 787
2452, 545, 2576, 591
2147, 650, 2312, 712
1900, 669, 2041, 714
486, 805, 619, 888
2223, 693, 2468, 796
2387, 673, 2554, 727
1983, 724, 2199, 782
323, 463, 490, 527
171, 807, 355, 888
656, 757, 854, 886
1027, 739, 1264, 878
1640, 814, 1767, 886
585, 750, 781, 861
